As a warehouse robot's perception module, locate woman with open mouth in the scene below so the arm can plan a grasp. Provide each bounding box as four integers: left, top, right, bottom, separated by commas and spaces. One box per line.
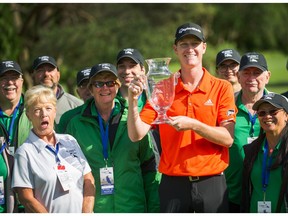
11, 85, 95, 213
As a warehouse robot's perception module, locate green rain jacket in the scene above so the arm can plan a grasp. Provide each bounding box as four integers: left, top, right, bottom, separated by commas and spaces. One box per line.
0, 95, 32, 213
0, 95, 32, 148
65, 97, 159, 213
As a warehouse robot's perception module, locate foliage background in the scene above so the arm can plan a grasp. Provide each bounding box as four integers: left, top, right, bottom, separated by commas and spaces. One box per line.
0, 3, 287, 95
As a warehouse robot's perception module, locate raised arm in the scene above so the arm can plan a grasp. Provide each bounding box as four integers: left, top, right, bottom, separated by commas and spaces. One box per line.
127, 75, 151, 141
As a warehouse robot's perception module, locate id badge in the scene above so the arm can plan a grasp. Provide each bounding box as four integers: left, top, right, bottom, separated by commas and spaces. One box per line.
100, 167, 114, 195
55, 164, 73, 191
247, 137, 258, 144
0, 176, 5, 205
8, 146, 15, 155
258, 201, 271, 213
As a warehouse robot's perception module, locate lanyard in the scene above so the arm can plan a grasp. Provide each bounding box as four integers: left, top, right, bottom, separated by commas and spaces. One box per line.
46, 143, 61, 164
0, 101, 21, 143
248, 111, 257, 137
0, 143, 6, 154
0, 101, 20, 153
98, 108, 114, 162
245, 91, 266, 137
262, 140, 273, 197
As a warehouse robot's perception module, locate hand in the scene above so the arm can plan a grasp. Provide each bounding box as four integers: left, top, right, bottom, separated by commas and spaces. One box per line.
128, 75, 146, 100
168, 116, 194, 131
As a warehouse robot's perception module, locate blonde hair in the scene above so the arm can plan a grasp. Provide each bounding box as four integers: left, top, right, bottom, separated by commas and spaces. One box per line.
24, 85, 57, 111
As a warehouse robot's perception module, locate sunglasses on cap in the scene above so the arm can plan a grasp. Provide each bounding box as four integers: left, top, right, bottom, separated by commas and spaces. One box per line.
92, 81, 117, 88
257, 109, 283, 117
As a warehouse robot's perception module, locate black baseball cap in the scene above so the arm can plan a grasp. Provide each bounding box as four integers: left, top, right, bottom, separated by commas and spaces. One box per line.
77, 68, 91, 86
216, 49, 241, 67
174, 23, 205, 44
33, 56, 57, 70
239, 52, 268, 72
116, 48, 145, 65
0, 60, 23, 75
89, 63, 117, 80
253, 93, 288, 113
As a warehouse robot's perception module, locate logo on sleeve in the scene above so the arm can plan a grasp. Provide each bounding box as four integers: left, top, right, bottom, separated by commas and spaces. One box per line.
227, 109, 235, 116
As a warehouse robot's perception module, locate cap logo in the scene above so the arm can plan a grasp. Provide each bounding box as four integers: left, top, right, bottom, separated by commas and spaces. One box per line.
81, 69, 90, 76
247, 54, 259, 63
264, 96, 272, 100
222, 50, 233, 58
39, 56, 50, 61
179, 27, 201, 34
123, 48, 134, 55
100, 63, 111, 70
3, 61, 14, 68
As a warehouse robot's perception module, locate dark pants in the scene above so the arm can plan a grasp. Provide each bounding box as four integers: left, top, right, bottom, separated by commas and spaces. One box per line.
159, 174, 229, 213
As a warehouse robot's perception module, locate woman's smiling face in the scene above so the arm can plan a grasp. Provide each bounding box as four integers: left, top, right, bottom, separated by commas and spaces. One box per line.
257, 103, 288, 135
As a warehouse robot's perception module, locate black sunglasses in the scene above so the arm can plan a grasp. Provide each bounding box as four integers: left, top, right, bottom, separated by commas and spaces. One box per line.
92, 81, 116, 88
257, 109, 282, 117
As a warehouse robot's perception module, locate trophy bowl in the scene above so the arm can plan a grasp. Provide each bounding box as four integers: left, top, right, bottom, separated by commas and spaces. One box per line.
145, 58, 176, 124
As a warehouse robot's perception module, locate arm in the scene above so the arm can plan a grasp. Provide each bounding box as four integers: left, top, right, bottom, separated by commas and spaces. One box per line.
82, 172, 95, 213
169, 116, 235, 147
127, 75, 151, 141
15, 187, 48, 213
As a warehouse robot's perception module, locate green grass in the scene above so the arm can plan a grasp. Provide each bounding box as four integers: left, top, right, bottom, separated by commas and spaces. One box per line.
168, 51, 288, 94
262, 51, 288, 94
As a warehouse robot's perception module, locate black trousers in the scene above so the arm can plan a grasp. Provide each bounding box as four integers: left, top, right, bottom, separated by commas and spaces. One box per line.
159, 174, 229, 213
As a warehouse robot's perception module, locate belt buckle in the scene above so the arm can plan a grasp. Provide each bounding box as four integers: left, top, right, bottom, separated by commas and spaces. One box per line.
189, 176, 199, 182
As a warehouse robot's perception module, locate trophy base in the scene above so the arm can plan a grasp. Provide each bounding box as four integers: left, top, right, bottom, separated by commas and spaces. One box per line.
151, 115, 170, 124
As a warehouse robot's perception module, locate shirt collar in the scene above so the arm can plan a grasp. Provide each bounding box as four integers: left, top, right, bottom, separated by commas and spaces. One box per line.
175, 67, 211, 94
28, 129, 59, 152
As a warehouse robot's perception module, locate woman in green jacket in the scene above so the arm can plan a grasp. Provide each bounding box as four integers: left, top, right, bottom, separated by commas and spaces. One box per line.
64, 63, 158, 213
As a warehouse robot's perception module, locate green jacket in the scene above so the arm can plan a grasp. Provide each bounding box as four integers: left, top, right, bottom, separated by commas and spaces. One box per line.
65, 97, 159, 213
56, 104, 84, 133
0, 95, 32, 213
0, 95, 32, 148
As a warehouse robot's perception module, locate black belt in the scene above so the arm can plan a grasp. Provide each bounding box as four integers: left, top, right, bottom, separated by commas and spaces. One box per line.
188, 173, 223, 182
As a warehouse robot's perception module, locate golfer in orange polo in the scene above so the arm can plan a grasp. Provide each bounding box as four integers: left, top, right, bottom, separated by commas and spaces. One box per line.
127, 23, 237, 213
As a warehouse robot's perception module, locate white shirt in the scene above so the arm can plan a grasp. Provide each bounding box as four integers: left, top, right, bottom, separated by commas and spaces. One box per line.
12, 130, 91, 213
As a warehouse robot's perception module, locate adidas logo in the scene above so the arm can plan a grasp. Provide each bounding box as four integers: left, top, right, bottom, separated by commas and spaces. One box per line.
204, 99, 213, 106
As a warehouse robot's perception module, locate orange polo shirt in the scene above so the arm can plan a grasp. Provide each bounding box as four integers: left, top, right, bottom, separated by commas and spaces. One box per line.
140, 68, 236, 176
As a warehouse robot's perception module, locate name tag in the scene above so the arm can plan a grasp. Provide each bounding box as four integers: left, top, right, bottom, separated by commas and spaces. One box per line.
0, 176, 5, 205
8, 146, 15, 156
258, 201, 271, 213
55, 164, 73, 191
100, 167, 114, 195
247, 137, 258, 144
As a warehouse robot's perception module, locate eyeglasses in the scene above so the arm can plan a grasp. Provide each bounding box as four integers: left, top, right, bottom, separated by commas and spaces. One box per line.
217, 63, 239, 72
92, 81, 116, 88
257, 109, 283, 117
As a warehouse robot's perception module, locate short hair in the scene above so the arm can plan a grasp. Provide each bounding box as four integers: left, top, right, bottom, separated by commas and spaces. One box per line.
24, 85, 57, 111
